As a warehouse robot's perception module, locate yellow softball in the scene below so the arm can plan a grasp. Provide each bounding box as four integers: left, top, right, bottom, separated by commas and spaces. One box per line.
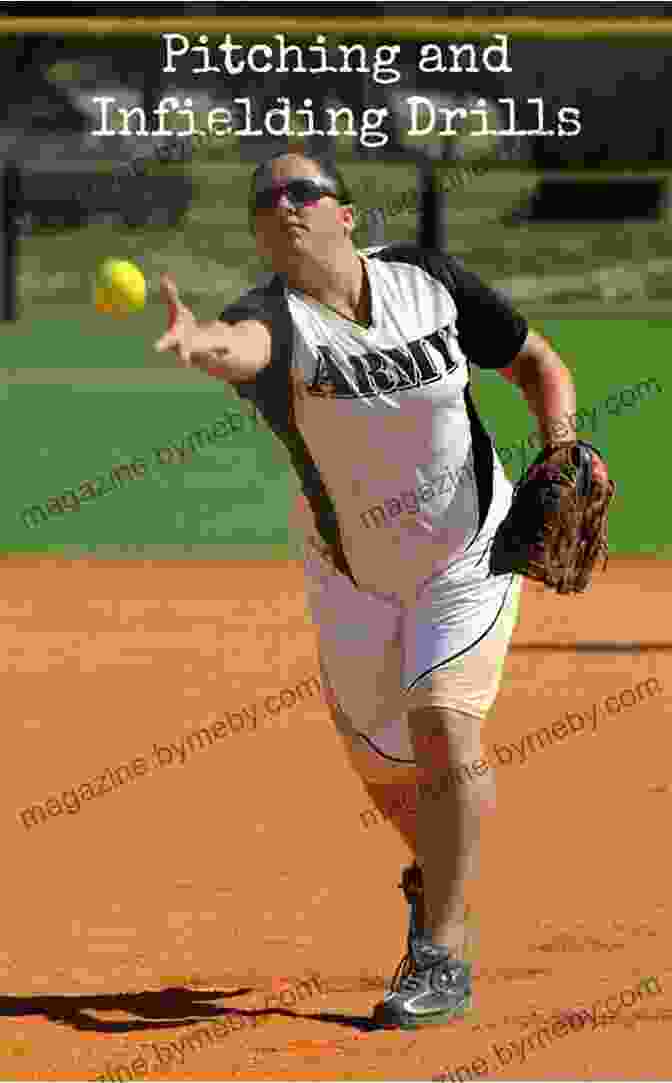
95, 259, 146, 316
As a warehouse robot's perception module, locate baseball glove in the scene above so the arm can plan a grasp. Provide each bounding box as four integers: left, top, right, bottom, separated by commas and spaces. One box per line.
489, 439, 616, 594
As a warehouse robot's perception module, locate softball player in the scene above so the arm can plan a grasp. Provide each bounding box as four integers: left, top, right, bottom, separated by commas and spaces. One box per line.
155, 151, 577, 1029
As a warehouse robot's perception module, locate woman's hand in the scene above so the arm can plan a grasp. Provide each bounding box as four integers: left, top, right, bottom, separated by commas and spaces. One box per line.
154, 273, 211, 368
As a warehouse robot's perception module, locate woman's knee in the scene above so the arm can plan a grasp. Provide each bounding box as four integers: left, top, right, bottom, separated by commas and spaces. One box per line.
409, 705, 496, 812
408, 704, 484, 769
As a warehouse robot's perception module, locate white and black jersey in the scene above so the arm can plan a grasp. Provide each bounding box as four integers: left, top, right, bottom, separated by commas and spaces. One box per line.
221, 243, 528, 601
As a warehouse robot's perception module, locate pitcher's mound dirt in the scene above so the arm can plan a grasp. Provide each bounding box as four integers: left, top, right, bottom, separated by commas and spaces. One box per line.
1, 556, 669, 1080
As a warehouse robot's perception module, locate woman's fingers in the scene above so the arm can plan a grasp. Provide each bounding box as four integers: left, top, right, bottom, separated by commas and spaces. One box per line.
159, 272, 180, 315
176, 340, 192, 367
190, 350, 220, 375
155, 275, 181, 352
154, 326, 182, 353
154, 274, 196, 367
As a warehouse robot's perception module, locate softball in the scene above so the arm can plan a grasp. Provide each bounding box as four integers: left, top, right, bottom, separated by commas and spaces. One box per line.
95, 259, 146, 316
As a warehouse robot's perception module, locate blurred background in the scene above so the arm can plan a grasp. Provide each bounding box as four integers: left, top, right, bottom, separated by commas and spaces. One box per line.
1, 6, 670, 559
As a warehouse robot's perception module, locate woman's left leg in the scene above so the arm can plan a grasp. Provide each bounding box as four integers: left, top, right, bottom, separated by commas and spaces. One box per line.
370, 573, 522, 1028
407, 703, 495, 959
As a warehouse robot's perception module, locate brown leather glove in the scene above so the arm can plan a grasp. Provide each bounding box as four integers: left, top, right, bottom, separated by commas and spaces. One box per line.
489, 440, 616, 594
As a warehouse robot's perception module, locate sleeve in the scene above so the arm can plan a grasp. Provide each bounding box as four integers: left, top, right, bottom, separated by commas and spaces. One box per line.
218, 275, 279, 325
218, 278, 285, 397
445, 256, 528, 370
367, 244, 527, 370
217, 275, 293, 403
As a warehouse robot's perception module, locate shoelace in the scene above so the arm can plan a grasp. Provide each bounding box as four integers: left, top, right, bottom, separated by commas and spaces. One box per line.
391, 868, 434, 992
388, 948, 435, 992
389, 948, 419, 993
390, 942, 457, 994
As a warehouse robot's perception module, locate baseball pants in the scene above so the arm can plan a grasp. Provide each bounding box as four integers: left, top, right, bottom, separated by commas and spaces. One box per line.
303, 538, 522, 781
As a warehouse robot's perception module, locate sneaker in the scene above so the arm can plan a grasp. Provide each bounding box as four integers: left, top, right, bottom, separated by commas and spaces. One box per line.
373, 934, 472, 1029
372, 862, 473, 1029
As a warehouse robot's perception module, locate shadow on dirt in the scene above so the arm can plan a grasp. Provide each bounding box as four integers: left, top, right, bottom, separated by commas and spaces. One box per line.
0, 988, 383, 1035
0, 988, 256, 1034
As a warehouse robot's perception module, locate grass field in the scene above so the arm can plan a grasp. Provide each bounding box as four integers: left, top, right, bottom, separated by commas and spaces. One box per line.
11, 160, 672, 325
3, 155, 671, 557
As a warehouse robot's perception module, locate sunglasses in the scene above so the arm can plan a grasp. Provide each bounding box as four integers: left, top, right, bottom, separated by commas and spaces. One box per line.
253, 177, 341, 212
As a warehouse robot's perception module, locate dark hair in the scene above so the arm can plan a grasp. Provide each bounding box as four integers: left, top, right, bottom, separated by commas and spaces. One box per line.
248, 150, 354, 233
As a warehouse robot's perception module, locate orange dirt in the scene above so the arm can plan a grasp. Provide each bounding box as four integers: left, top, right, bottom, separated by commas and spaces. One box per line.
0, 556, 670, 1081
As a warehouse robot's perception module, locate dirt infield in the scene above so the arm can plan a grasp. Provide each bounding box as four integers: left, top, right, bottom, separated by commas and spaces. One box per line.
1, 556, 670, 1081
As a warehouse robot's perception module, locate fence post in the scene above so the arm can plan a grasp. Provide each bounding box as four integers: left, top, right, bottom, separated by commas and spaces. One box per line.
2, 159, 20, 321
366, 206, 386, 245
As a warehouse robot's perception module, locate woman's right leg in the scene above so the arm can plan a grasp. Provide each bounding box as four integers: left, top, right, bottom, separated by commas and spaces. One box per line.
318, 651, 420, 856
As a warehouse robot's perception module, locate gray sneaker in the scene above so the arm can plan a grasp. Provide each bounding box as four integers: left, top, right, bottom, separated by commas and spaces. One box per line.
373, 935, 472, 1029
372, 863, 472, 1029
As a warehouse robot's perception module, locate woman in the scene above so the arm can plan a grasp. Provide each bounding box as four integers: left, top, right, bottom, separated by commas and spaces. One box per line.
155, 149, 576, 1029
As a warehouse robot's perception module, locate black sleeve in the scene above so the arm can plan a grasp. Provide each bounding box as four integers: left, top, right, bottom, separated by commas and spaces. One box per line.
217, 275, 293, 404
447, 256, 528, 370
368, 244, 527, 370
218, 277, 288, 396
218, 279, 277, 326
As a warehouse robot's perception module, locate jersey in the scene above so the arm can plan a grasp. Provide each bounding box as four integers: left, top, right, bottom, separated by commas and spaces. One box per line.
220, 243, 528, 602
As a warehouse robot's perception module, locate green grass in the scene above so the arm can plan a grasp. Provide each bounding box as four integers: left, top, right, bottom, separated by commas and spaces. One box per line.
5, 384, 301, 554
4, 156, 672, 557
471, 320, 669, 555
4, 322, 669, 557
11, 161, 672, 329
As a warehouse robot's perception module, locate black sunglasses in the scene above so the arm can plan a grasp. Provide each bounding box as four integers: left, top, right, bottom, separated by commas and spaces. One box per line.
253, 177, 341, 212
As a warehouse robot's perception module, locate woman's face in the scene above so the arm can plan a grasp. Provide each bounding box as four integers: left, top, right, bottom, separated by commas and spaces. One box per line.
252, 154, 355, 270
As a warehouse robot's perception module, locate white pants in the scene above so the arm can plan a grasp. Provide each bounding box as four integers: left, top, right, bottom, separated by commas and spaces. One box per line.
304, 537, 522, 765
